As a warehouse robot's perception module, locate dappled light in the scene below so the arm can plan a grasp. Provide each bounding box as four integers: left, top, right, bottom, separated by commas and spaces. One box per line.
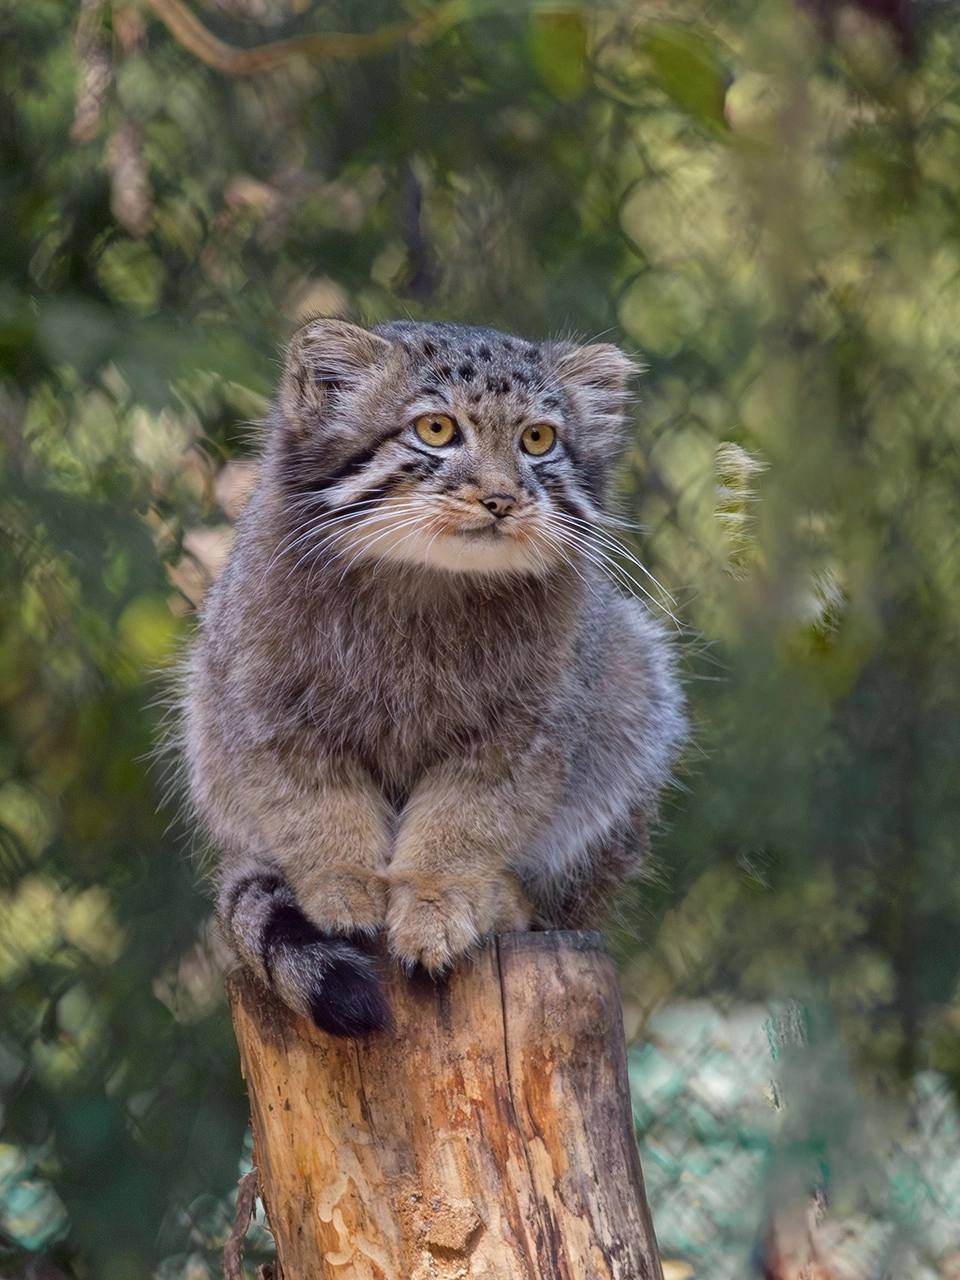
2, 0, 960, 1276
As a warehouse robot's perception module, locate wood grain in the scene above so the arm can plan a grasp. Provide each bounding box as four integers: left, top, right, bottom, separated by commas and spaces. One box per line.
227, 930, 663, 1280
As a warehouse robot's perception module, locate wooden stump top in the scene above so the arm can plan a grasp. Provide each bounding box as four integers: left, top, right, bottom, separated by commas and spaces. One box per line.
228, 930, 663, 1280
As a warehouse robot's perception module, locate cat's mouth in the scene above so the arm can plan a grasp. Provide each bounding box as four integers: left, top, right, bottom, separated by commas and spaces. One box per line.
455, 522, 506, 539
338, 500, 554, 576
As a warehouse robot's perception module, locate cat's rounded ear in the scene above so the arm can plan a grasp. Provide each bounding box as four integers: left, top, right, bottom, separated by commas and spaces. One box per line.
550, 341, 642, 440
279, 317, 391, 434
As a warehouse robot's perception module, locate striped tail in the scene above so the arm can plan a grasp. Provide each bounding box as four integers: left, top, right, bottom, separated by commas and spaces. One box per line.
219, 862, 390, 1037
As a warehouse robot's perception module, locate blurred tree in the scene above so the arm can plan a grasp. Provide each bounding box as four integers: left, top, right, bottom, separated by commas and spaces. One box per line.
1, 0, 959, 1275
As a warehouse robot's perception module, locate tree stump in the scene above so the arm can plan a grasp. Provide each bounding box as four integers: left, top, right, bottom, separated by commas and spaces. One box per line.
226, 930, 663, 1280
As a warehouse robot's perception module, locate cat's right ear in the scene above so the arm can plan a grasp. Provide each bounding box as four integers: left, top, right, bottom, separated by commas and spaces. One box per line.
279, 318, 391, 435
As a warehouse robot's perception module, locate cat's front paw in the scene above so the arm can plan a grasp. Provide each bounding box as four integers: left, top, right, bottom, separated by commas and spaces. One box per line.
298, 865, 388, 936
386, 871, 530, 974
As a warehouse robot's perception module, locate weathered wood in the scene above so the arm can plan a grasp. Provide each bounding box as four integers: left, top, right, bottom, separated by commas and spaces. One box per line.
227, 930, 663, 1280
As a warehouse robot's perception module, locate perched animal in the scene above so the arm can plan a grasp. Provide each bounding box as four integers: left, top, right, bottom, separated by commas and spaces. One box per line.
182, 317, 686, 1036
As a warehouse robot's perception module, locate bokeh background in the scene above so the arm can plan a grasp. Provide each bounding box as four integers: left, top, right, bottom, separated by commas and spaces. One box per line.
2, 1, 960, 1276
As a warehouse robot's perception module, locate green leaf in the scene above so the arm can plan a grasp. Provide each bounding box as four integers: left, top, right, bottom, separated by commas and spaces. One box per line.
530, 12, 589, 100
641, 24, 728, 129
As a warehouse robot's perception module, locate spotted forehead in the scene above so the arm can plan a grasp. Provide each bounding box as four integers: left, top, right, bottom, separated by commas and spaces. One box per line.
376, 321, 566, 422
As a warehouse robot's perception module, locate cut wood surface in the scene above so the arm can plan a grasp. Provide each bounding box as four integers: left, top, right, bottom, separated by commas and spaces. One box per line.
227, 929, 664, 1280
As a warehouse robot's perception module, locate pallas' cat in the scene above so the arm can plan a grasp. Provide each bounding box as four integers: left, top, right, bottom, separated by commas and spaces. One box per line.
182, 318, 685, 1035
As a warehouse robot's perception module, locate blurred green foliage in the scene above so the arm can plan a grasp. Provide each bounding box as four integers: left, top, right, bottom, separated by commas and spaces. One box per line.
1, 0, 959, 1275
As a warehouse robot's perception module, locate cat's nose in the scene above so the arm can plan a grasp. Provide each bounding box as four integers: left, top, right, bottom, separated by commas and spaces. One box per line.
480, 492, 517, 518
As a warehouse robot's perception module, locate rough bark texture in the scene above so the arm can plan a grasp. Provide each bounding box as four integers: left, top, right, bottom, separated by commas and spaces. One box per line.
227, 929, 663, 1280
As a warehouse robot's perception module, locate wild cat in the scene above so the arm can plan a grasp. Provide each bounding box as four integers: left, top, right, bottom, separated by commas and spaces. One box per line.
182, 317, 686, 1036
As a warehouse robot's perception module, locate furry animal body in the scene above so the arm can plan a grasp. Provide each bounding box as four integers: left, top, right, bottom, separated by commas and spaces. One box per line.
182, 317, 686, 1036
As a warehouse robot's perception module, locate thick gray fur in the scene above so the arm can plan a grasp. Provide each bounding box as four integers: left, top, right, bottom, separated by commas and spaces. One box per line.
182, 318, 686, 1035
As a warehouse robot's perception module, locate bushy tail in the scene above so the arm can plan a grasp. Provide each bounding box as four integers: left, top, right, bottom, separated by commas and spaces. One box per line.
219, 862, 389, 1037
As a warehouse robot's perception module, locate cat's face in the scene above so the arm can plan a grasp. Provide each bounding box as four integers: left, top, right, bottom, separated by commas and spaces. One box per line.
273, 319, 636, 578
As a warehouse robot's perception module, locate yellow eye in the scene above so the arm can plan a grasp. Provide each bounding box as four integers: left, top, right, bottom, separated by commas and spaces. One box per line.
520, 423, 556, 457
414, 413, 458, 447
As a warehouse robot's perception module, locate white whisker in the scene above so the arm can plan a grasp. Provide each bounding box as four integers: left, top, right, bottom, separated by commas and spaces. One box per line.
547, 510, 677, 607
536, 527, 602, 599
544, 520, 681, 630
262, 496, 419, 581
334, 513, 433, 584
289, 510, 424, 582
275, 501, 426, 583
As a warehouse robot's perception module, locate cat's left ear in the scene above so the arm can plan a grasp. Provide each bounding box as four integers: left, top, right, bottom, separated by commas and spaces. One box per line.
551, 343, 641, 438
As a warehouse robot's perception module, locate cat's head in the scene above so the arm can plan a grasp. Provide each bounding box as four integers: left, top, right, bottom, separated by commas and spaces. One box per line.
270, 317, 638, 577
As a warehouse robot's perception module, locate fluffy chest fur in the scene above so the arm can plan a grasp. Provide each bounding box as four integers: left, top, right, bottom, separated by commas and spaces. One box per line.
205, 522, 583, 794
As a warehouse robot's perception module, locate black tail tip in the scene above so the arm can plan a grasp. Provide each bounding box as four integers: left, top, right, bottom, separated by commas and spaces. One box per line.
307, 954, 391, 1038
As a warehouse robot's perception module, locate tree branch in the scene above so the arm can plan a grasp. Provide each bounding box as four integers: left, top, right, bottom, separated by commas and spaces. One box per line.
143, 0, 462, 75
223, 1168, 261, 1280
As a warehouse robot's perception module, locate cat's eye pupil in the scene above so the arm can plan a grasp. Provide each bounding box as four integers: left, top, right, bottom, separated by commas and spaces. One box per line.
414, 412, 457, 447
520, 422, 555, 456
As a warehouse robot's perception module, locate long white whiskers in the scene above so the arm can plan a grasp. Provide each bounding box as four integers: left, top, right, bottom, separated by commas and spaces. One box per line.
334, 511, 434, 584
262, 496, 421, 581
544, 519, 680, 629
547, 510, 677, 607
277, 501, 425, 582
289, 508, 426, 582
535, 526, 601, 598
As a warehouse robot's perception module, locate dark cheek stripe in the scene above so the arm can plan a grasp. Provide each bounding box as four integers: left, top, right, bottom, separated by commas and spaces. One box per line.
281, 428, 405, 502
541, 443, 605, 506
540, 467, 594, 523
559, 437, 581, 466
404, 448, 444, 471
397, 454, 443, 482
328, 452, 442, 509
321, 443, 382, 488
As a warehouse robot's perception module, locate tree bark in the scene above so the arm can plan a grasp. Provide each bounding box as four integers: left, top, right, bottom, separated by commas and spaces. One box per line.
226, 929, 663, 1280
